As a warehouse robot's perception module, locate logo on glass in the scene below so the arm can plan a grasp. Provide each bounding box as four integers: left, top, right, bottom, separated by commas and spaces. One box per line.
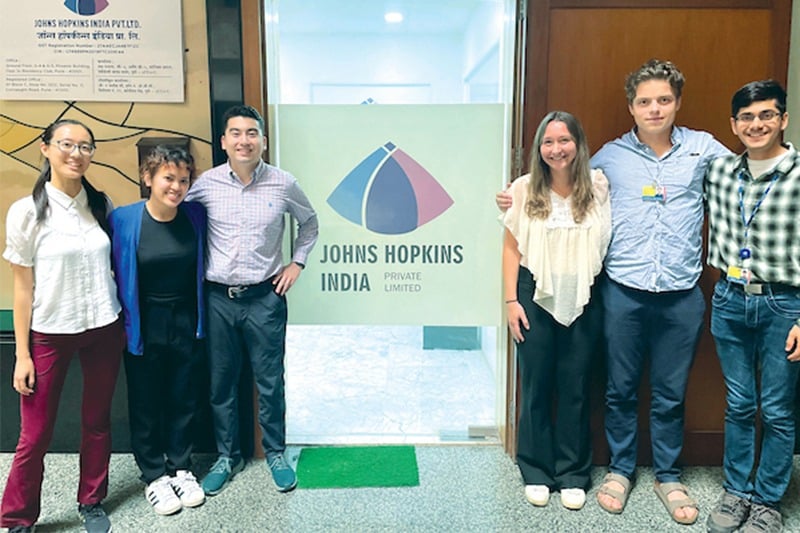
64, 0, 110, 16
327, 142, 454, 235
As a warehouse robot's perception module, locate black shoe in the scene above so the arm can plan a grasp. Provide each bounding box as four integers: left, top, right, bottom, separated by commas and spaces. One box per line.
8, 525, 35, 533
78, 502, 111, 533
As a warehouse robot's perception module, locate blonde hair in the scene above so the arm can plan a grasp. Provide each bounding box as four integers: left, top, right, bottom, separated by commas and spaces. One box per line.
525, 111, 594, 223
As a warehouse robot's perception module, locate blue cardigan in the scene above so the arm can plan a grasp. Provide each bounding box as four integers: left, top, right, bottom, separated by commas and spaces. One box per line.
109, 201, 207, 355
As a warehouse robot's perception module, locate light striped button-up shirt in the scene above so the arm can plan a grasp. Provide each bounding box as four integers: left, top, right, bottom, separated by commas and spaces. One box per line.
185, 160, 319, 286
591, 126, 731, 292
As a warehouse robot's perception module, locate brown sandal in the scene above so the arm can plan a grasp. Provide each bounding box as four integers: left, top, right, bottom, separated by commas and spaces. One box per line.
654, 482, 699, 525
596, 472, 631, 514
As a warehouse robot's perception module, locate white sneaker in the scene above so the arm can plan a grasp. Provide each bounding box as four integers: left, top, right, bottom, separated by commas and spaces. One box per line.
524, 484, 550, 506
171, 470, 206, 508
560, 488, 586, 510
145, 475, 182, 515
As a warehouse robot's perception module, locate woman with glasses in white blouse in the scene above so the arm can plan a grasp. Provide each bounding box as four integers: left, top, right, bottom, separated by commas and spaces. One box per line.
1, 119, 123, 533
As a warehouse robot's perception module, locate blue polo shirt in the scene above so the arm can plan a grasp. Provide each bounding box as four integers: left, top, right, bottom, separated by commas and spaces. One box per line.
591, 126, 730, 292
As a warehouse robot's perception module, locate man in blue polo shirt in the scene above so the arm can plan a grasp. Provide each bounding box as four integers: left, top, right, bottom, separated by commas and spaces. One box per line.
705, 80, 800, 533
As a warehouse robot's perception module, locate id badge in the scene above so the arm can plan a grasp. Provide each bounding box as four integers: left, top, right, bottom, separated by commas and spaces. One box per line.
642, 184, 666, 202
726, 265, 751, 285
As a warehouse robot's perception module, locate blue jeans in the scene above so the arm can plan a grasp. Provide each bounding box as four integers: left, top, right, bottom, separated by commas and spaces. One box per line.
710, 279, 800, 507
602, 278, 704, 482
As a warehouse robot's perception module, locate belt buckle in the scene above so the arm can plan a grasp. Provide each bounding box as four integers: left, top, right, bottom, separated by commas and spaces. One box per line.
227, 285, 247, 299
744, 283, 763, 295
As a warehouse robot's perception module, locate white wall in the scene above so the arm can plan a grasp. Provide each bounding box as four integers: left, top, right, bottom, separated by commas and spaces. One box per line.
463, 1, 503, 79
787, 1, 800, 145
279, 33, 465, 104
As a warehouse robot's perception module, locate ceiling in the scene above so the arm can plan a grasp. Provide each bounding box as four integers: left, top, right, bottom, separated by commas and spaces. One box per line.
272, 0, 493, 35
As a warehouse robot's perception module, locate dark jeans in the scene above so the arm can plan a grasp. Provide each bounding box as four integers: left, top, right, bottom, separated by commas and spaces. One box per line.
515, 266, 601, 490
601, 277, 704, 482
126, 301, 198, 483
206, 283, 288, 460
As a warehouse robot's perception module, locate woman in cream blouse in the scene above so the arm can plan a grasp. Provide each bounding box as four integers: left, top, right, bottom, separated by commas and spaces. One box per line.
502, 110, 611, 511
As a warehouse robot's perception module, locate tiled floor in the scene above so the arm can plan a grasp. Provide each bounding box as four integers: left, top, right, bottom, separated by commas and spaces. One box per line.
5, 327, 800, 531
285, 325, 498, 444
3, 450, 799, 532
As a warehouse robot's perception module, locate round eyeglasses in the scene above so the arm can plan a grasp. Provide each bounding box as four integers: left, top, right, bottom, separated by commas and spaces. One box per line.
51, 139, 96, 157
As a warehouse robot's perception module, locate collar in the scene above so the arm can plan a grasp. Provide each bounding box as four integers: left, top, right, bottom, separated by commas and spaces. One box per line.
226, 159, 266, 185
45, 181, 88, 209
626, 126, 682, 155
734, 142, 796, 179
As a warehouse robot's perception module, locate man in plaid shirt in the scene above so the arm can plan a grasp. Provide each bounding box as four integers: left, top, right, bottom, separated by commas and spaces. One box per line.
705, 80, 800, 533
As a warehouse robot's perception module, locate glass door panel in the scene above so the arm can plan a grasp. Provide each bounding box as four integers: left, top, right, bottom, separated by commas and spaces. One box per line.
265, 0, 516, 444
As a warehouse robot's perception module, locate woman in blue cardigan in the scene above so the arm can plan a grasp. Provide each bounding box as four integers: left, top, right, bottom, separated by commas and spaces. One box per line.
109, 145, 207, 516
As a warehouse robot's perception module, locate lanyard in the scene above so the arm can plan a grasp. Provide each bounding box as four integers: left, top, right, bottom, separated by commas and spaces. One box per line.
738, 169, 780, 242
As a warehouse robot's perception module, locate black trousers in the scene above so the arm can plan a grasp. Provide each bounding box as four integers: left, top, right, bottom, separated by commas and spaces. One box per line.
206, 283, 288, 461
515, 266, 601, 490
125, 300, 198, 483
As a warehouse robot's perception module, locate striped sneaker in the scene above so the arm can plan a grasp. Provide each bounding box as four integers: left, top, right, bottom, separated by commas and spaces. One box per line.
171, 470, 206, 508
145, 475, 182, 516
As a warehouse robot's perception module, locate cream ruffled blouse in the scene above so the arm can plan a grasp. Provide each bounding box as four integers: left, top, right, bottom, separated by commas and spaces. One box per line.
502, 169, 612, 326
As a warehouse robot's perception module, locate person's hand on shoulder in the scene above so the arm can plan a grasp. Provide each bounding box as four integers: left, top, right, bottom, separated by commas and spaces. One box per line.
496, 183, 512, 212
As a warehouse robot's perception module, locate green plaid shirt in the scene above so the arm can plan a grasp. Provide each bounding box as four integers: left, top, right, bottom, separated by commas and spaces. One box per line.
705, 143, 800, 286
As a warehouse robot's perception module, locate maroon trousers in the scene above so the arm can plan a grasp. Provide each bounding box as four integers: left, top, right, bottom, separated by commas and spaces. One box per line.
0, 319, 123, 528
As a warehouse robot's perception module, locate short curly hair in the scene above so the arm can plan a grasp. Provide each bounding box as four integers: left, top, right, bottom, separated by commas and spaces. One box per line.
624, 59, 685, 104
140, 144, 196, 183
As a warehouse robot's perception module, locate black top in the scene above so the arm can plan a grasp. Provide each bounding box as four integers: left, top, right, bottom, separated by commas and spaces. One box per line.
138, 207, 197, 305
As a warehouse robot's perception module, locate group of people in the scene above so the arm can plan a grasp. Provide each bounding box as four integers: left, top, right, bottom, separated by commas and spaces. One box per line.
500, 59, 800, 532
1, 58, 798, 533
1, 105, 319, 533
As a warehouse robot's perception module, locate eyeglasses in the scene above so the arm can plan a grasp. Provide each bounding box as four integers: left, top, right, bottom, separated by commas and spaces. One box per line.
735, 110, 781, 123
51, 139, 96, 156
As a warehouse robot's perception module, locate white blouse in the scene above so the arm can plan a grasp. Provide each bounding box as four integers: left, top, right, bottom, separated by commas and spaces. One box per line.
502, 169, 611, 326
3, 182, 121, 334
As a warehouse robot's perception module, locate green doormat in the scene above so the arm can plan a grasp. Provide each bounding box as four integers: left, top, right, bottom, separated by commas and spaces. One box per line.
296, 445, 419, 489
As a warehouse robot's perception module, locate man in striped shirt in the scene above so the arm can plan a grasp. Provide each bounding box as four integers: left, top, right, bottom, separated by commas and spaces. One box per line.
705, 80, 800, 533
185, 105, 319, 496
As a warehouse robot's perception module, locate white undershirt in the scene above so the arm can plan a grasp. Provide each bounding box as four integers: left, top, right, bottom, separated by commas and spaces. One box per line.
3, 183, 120, 334
747, 150, 789, 178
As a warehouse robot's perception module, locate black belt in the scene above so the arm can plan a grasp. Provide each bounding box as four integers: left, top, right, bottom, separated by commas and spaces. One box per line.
207, 278, 275, 299
719, 272, 798, 295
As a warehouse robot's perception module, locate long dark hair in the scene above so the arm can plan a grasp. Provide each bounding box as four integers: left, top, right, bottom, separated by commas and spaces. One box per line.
33, 119, 110, 234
